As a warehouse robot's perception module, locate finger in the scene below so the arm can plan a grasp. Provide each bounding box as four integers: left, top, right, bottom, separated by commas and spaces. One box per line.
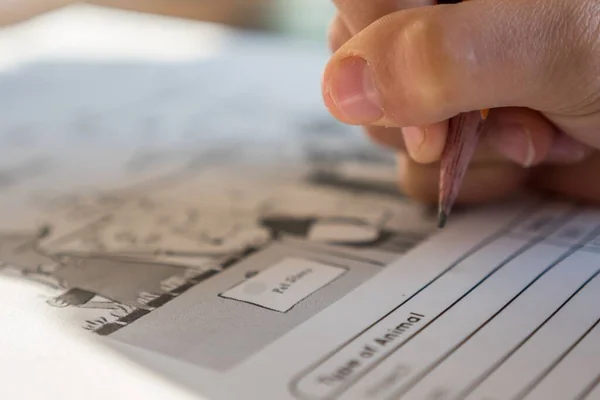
383, 107, 560, 166
368, 107, 550, 165
544, 132, 594, 165
546, 112, 600, 154
401, 122, 448, 164
532, 152, 600, 205
397, 152, 529, 205
367, 123, 519, 164
484, 107, 555, 167
332, 0, 433, 33
366, 123, 447, 163
485, 107, 593, 167
328, 13, 352, 52
323, 0, 586, 127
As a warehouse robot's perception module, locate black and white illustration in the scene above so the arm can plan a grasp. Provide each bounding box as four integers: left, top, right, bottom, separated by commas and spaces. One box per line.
0, 13, 437, 375
0, 163, 435, 371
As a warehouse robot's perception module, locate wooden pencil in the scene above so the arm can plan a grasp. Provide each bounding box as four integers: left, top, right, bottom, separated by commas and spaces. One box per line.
436, 0, 490, 228
438, 110, 489, 228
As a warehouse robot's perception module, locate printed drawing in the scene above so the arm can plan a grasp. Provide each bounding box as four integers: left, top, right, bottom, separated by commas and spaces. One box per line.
0, 228, 61, 288
0, 224, 208, 330
0, 115, 435, 337
0, 170, 435, 337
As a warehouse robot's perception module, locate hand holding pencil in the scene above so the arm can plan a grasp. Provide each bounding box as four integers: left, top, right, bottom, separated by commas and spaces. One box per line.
322, 0, 600, 223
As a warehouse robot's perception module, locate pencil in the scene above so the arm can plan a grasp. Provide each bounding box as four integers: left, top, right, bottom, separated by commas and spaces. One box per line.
436, 0, 489, 228
438, 110, 489, 228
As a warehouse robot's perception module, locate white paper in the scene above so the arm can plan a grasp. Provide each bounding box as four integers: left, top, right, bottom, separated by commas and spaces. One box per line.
1, 5, 599, 400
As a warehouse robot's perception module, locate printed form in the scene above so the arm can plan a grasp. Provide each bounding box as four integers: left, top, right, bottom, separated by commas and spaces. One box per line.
220, 199, 600, 400
266, 200, 600, 400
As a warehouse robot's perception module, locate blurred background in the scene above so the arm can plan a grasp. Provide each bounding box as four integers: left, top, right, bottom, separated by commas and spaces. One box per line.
0, 0, 336, 41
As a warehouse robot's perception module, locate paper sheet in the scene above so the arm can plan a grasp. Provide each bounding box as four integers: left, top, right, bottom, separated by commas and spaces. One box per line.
1, 5, 599, 400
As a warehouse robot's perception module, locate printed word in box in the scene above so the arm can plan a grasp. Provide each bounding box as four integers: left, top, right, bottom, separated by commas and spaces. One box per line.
220, 258, 347, 313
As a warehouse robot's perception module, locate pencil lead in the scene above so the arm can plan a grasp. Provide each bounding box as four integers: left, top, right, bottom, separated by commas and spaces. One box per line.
437, 210, 447, 229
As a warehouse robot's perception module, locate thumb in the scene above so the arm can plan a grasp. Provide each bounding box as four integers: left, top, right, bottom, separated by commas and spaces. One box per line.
322, 0, 594, 127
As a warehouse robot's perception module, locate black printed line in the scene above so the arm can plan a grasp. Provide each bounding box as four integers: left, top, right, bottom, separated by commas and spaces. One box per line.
332, 209, 577, 400
287, 202, 555, 399
145, 294, 176, 309
513, 318, 600, 400
301, 248, 386, 267
220, 247, 260, 269
95, 323, 125, 336
95, 269, 220, 336
287, 208, 531, 398
387, 231, 589, 400
187, 269, 220, 284
118, 308, 152, 324
456, 259, 600, 399
278, 240, 386, 267
574, 373, 600, 400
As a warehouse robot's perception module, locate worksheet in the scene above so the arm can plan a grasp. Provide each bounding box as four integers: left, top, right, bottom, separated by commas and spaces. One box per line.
1, 5, 599, 400
282, 200, 600, 400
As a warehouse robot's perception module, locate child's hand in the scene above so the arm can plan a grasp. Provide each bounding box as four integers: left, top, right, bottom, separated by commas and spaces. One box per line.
322, 0, 600, 205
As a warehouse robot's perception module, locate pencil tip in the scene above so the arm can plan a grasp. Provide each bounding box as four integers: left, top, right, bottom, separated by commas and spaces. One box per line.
437, 210, 447, 229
